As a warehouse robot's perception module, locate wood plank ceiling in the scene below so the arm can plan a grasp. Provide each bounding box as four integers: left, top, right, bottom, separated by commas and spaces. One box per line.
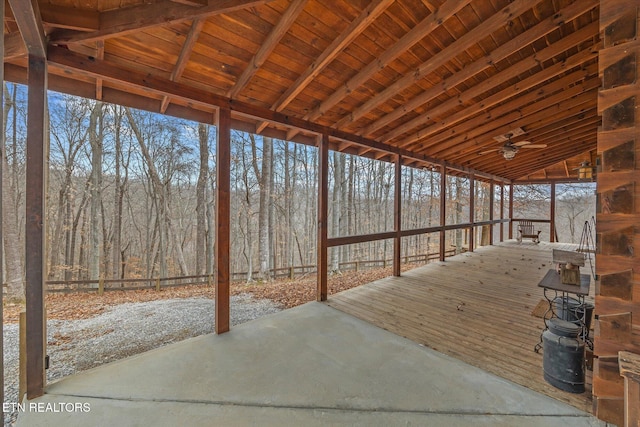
3, 0, 601, 181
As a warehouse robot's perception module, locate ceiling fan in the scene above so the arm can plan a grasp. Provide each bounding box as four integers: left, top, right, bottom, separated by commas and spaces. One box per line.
479, 128, 547, 160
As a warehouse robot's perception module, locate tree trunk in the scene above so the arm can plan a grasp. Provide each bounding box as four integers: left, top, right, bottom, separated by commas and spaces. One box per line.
330, 152, 343, 272
252, 135, 272, 281
112, 106, 123, 280
196, 123, 209, 275
2, 83, 24, 301
88, 101, 103, 281
1, 155, 23, 301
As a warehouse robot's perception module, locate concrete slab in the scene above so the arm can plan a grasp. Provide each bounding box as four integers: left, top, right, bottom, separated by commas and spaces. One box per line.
16, 302, 608, 426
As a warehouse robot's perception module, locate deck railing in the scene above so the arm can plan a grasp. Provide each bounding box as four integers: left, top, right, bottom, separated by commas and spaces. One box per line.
44, 248, 457, 294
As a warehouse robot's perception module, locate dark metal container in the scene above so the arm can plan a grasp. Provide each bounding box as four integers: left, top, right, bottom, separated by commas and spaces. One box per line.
542, 318, 585, 393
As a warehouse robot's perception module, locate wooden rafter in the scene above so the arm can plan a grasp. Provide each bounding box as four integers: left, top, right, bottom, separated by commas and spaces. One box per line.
7, 0, 46, 57
2, 0, 602, 181
161, 17, 205, 113
226, 0, 308, 99
171, 0, 208, 6
361, 0, 599, 138
48, 46, 506, 180
399, 45, 598, 150
333, 0, 541, 130
95, 40, 104, 100
38, 4, 99, 31
255, 0, 393, 133
304, 0, 471, 122
427, 68, 600, 158
48, 0, 270, 44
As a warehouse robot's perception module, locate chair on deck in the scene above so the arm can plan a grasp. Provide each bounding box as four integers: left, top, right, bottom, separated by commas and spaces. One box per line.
517, 220, 541, 243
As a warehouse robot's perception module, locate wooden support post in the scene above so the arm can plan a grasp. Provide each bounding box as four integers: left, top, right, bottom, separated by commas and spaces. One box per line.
468, 173, 475, 252
0, 3, 5, 416
317, 134, 329, 301
25, 54, 47, 400
489, 180, 494, 246
508, 183, 514, 240
393, 155, 402, 277
98, 277, 105, 295
439, 163, 446, 261
500, 184, 504, 242
550, 182, 556, 243
215, 108, 231, 334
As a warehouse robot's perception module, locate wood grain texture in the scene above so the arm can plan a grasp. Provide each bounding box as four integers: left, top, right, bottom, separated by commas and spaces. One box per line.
328, 241, 594, 412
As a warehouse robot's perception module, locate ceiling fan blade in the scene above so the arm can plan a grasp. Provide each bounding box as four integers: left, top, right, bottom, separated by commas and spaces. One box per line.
478, 148, 499, 155
520, 144, 547, 149
512, 140, 532, 147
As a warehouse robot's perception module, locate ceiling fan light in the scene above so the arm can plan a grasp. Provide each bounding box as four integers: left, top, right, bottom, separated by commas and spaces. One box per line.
501, 146, 518, 160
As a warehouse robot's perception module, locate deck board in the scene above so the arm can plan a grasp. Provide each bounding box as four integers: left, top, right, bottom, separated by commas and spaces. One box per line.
327, 241, 595, 413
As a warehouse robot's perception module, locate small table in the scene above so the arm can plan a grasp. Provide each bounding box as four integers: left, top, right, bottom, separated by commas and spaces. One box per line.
534, 269, 592, 353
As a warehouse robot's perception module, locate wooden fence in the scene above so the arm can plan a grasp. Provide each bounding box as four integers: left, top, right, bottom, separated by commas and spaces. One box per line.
45, 248, 456, 294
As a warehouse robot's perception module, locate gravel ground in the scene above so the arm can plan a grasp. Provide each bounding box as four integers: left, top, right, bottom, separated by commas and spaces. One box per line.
2, 294, 282, 426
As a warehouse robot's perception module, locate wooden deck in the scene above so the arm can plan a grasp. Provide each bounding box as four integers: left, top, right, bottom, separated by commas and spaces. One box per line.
327, 241, 595, 413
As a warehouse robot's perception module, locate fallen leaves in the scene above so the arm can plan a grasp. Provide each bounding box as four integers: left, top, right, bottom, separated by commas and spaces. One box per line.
2, 264, 421, 323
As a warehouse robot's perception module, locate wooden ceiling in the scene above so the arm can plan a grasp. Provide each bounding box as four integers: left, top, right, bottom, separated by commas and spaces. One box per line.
4, 0, 600, 181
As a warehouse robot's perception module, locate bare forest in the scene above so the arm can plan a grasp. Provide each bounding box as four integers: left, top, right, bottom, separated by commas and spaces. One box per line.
1, 85, 592, 300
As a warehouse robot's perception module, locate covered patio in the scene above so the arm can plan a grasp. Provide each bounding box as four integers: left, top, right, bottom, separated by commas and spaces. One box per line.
16, 244, 605, 427
2, 0, 639, 425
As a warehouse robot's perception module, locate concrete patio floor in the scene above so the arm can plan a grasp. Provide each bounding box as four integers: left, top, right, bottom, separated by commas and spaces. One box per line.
16, 302, 609, 426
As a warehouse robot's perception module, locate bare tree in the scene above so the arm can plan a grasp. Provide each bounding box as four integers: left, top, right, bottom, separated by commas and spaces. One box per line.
125, 107, 189, 276
195, 123, 209, 275
2, 83, 24, 301
249, 134, 272, 281
88, 101, 104, 281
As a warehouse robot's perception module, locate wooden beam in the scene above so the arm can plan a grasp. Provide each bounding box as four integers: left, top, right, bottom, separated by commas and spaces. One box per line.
25, 54, 47, 399
170, 0, 208, 6
38, 4, 99, 31
508, 184, 514, 240
46, 46, 509, 183
255, 0, 394, 133
95, 40, 104, 100
305, 0, 471, 122
317, 134, 329, 301
393, 155, 402, 277
499, 184, 504, 242
393, 31, 600, 148
439, 164, 446, 261
550, 182, 556, 243
422, 67, 600, 158
469, 174, 475, 252
215, 108, 231, 334
328, 231, 396, 248
361, 0, 599, 137
227, 0, 308, 99
7, 0, 46, 57
49, 0, 269, 44
0, 0, 4, 417
450, 98, 599, 168
335, 0, 545, 130
489, 181, 494, 246
161, 18, 205, 113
